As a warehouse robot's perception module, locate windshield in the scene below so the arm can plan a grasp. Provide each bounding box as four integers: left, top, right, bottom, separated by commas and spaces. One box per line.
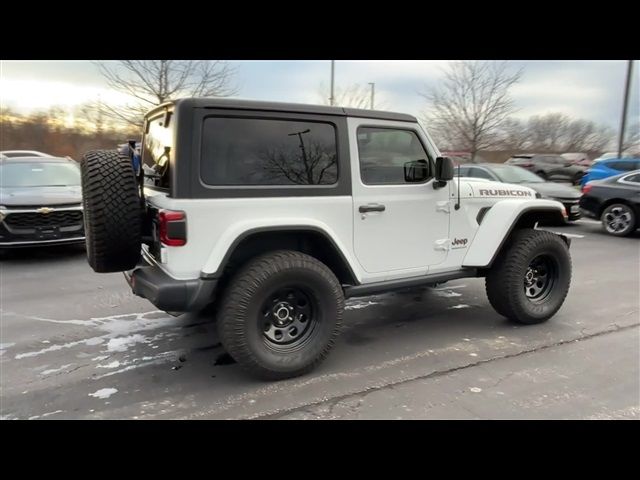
0, 162, 81, 187
491, 165, 545, 183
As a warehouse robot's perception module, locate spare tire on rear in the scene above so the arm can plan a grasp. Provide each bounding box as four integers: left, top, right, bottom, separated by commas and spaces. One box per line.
81, 150, 142, 273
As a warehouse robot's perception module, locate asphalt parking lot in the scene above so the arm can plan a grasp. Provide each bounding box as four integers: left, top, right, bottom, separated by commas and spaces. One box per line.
1, 220, 638, 420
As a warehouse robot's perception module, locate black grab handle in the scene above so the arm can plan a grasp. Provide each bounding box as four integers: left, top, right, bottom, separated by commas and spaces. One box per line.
359, 204, 386, 213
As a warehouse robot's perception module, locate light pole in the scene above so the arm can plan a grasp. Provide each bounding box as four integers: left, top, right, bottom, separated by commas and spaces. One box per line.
329, 60, 335, 106
368, 82, 375, 109
618, 60, 634, 158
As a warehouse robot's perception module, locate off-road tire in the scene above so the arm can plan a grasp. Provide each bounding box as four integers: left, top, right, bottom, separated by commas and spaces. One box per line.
486, 229, 571, 325
217, 250, 344, 380
81, 150, 142, 273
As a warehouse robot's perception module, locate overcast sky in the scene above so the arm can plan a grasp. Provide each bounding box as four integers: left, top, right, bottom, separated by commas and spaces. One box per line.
1, 60, 638, 129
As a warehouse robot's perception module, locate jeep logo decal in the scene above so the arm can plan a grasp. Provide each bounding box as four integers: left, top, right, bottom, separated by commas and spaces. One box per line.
478, 189, 532, 197
451, 238, 468, 248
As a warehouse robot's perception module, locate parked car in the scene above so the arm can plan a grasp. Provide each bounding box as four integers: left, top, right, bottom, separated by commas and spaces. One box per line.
580, 170, 640, 236
0, 156, 84, 247
593, 152, 624, 163
580, 157, 640, 186
79, 98, 571, 380
457, 163, 582, 221
0, 150, 51, 159
505, 154, 587, 185
561, 152, 592, 167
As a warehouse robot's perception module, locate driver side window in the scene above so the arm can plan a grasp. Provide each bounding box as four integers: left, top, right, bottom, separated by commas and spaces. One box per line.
357, 127, 432, 185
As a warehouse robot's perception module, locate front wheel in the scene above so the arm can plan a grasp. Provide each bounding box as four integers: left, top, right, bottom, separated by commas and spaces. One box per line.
217, 250, 344, 380
601, 203, 636, 237
486, 229, 571, 325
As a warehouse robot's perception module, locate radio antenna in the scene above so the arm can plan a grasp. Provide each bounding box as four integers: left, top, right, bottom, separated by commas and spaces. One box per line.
454, 163, 461, 210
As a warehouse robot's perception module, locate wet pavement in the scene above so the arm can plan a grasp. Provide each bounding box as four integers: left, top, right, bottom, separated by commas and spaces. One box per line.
1, 220, 638, 419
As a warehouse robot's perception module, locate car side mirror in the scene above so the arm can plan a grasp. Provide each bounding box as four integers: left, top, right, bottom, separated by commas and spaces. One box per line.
435, 156, 455, 182
404, 159, 429, 183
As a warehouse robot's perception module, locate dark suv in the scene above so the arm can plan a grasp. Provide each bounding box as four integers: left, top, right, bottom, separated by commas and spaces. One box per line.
506, 154, 587, 185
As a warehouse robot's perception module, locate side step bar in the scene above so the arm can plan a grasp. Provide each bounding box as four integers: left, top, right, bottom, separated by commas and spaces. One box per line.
344, 269, 479, 298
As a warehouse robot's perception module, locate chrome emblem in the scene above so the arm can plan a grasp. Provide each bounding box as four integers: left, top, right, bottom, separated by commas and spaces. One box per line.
36, 207, 55, 214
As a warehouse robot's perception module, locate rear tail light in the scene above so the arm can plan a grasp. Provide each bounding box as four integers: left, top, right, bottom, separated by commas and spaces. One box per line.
520, 163, 533, 168
158, 210, 187, 247
582, 183, 593, 194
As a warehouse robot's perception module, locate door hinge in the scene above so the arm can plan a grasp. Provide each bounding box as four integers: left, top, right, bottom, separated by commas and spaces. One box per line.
436, 201, 451, 213
434, 238, 450, 251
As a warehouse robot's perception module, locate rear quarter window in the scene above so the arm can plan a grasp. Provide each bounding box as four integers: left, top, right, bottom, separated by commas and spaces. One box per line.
200, 117, 338, 186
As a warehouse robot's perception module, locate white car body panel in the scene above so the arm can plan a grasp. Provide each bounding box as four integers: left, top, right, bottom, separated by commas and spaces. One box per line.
462, 198, 564, 267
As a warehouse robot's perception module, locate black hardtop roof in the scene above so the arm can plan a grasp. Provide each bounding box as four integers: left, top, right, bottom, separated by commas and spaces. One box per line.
149, 97, 418, 123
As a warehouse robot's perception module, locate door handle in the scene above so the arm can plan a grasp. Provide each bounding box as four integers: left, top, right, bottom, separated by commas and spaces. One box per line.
359, 204, 386, 213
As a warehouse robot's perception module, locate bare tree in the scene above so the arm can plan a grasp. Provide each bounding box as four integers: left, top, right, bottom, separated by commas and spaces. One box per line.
622, 120, 640, 154
526, 113, 613, 153
420, 61, 522, 162
95, 60, 238, 127
261, 141, 337, 185
498, 117, 530, 151
318, 83, 382, 109
526, 113, 570, 152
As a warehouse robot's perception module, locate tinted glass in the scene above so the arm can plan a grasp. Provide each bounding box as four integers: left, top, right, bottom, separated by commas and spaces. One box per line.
357, 127, 431, 185
0, 162, 80, 187
201, 117, 338, 186
622, 173, 640, 183
142, 112, 174, 188
608, 161, 636, 172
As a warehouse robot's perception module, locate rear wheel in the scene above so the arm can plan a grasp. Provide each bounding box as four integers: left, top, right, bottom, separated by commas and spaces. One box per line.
486, 229, 571, 325
601, 203, 636, 237
81, 150, 142, 273
217, 250, 344, 380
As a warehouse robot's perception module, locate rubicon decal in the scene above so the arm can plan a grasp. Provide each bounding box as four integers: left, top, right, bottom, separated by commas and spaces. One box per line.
478, 189, 533, 197
451, 238, 468, 248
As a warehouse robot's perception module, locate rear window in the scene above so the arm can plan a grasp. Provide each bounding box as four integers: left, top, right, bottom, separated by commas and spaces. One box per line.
142, 111, 174, 189
0, 162, 80, 187
201, 117, 338, 186
608, 161, 637, 172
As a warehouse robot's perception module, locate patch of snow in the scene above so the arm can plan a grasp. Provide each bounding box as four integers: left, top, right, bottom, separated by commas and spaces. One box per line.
97, 361, 121, 369
345, 300, 381, 310
431, 289, 462, 298
88, 388, 118, 399
28, 410, 64, 420
106, 334, 148, 352
40, 364, 74, 376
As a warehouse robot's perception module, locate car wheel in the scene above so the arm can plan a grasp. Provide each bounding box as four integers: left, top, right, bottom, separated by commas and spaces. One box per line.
601, 203, 636, 237
486, 229, 571, 325
81, 150, 142, 273
217, 250, 344, 380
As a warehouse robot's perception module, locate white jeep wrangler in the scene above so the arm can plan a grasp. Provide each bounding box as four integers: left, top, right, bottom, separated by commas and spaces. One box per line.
81, 98, 572, 380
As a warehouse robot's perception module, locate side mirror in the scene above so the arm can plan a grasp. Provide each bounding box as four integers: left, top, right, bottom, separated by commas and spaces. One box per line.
404, 159, 429, 183
435, 156, 455, 181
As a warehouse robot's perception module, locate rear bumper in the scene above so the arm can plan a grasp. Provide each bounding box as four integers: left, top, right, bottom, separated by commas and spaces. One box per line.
125, 254, 218, 312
